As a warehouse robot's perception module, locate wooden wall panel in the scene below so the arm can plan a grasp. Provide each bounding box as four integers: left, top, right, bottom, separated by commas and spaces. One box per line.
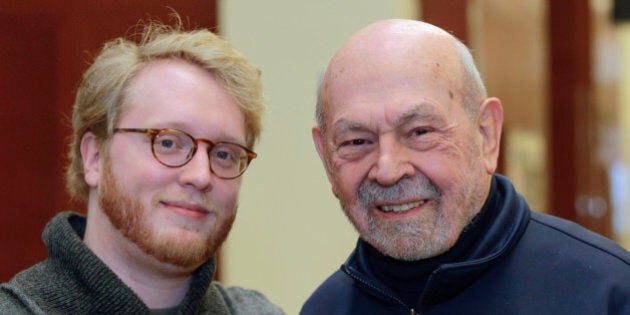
0, 1, 216, 282
548, 0, 612, 238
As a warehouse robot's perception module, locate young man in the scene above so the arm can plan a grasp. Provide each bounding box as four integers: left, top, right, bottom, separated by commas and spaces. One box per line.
303, 19, 630, 314
0, 20, 284, 314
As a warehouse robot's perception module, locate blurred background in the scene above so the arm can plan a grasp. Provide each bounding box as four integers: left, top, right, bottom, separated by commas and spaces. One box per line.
2, 0, 630, 313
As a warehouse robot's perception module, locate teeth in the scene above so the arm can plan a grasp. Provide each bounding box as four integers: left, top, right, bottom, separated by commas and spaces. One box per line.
379, 200, 425, 212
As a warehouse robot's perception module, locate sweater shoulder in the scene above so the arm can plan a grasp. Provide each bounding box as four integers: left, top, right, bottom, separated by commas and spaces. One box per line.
0, 285, 35, 314
211, 282, 285, 315
0, 267, 47, 315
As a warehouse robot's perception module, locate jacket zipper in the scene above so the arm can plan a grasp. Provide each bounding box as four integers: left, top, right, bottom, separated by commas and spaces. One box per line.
344, 266, 420, 314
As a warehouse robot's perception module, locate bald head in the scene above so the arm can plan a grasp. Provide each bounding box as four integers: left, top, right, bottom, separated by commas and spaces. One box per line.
329, 19, 455, 68
316, 19, 486, 134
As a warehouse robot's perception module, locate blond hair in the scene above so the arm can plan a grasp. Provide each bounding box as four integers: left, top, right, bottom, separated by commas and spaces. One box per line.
66, 19, 263, 201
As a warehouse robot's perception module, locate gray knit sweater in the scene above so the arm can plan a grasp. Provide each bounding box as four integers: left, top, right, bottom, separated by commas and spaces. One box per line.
0, 212, 285, 314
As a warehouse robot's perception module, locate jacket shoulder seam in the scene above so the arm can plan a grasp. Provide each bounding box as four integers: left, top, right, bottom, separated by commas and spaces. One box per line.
529, 214, 630, 266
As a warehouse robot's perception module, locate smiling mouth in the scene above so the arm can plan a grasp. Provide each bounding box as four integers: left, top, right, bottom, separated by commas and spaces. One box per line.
161, 201, 210, 218
377, 200, 428, 213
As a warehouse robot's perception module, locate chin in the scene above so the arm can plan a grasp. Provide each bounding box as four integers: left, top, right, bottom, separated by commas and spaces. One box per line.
369, 233, 450, 261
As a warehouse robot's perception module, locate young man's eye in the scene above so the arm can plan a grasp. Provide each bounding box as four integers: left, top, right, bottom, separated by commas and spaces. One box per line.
158, 139, 176, 148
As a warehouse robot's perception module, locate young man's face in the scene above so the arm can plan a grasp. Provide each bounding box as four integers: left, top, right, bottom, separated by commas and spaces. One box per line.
93, 59, 247, 269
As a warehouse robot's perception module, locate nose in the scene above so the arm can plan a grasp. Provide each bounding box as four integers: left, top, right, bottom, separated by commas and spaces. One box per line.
367, 134, 416, 187
178, 146, 214, 192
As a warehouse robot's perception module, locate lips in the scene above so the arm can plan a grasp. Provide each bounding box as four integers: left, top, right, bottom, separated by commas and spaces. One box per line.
161, 200, 210, 219
377, 199, 428, 213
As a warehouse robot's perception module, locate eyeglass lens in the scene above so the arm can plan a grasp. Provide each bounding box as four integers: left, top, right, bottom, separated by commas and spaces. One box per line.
152, 130, 249, 178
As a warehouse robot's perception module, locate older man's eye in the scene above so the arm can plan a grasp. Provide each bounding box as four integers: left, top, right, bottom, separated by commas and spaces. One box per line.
412, 128, 429, 136
337, 138, 373, 160
346, 139, 367, 146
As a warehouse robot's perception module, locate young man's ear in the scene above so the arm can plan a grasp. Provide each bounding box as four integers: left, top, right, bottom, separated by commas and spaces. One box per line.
80, 132, 101, 188
312, 126, 339, 198
478, 97, 503, 174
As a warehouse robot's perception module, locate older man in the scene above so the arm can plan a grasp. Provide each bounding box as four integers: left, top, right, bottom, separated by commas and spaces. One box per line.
302, 19, 630, 314
0, 19, 284, 314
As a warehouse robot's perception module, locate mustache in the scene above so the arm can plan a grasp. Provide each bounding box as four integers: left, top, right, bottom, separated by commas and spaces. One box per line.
358, 175, 442, 209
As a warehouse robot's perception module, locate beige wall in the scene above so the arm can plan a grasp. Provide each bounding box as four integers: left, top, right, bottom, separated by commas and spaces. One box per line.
218, 1, 418, 313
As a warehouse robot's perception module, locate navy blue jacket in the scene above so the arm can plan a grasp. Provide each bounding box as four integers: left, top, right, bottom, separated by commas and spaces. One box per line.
301, 175, 630, 314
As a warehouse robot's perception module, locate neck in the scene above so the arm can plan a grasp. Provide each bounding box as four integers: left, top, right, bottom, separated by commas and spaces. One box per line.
84, 198, 195, 309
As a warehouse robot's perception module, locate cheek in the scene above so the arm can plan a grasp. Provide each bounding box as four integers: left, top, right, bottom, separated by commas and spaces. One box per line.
422, 143, 483, 203
412, 146, 471, 190
108, 156, 170, 198
211, 181, 241, 210
330, 160, 367, 203
108, 140, 164, 184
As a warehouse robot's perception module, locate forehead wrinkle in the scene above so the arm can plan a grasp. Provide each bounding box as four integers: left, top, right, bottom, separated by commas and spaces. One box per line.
329, 102, 448, 137
392, 103, 446, 128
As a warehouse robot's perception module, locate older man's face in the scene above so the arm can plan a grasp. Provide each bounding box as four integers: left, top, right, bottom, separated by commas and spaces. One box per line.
313, 29, 495, 261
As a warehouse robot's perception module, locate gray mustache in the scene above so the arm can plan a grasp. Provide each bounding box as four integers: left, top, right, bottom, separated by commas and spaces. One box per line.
358, 176, 442, 209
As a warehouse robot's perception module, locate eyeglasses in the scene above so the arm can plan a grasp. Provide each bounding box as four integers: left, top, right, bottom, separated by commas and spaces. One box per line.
113, 128, 257, 179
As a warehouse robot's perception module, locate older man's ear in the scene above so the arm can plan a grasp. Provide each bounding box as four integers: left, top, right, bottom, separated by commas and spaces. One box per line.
477, 97, 503, 174
312, 126, 340, 199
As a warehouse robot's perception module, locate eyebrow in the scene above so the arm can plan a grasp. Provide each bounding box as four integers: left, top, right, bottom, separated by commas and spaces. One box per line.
331, 119, 366, 135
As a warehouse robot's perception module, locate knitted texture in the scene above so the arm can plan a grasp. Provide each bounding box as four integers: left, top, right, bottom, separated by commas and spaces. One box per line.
0, 212, 284, 314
